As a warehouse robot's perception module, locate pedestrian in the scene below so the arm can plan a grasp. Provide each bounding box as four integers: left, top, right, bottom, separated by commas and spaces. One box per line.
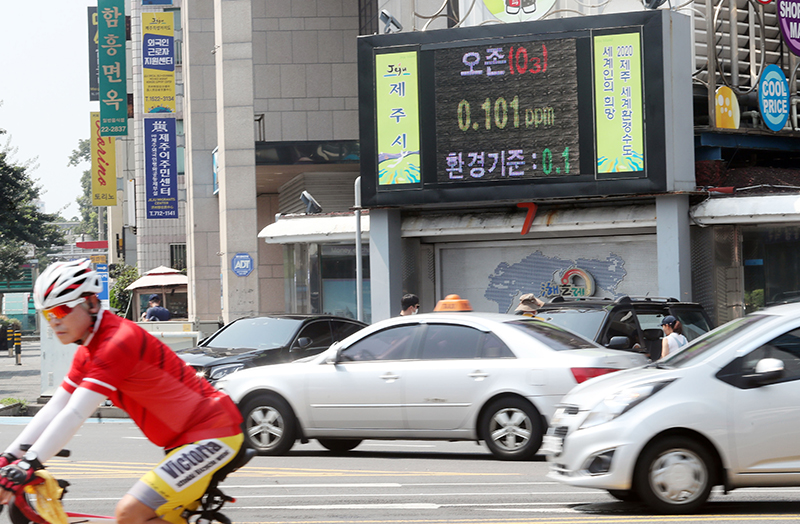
142, 294, 171, 321
0, 259, 244, 524
514, 293, 544, 317
400, 294, 420, 316
660, 315, 688, 358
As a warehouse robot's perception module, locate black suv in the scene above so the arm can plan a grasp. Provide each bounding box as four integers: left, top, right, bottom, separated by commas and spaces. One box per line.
177, 315, 367, 384
536, 296, 713, 360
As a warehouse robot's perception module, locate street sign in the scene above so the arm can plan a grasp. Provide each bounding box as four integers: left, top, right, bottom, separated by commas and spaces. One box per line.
231, 253, 254, 277
96, 264, 110, 300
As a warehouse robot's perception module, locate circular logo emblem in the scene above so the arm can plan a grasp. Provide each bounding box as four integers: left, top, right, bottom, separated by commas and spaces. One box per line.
777, 0, 800, 55
759, 64, 790, 132
715, 86, 740, 129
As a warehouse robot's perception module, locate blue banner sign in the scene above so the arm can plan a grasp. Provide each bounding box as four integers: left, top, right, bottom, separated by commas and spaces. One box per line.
96, 264, 110, 300
144, 118, 178, 219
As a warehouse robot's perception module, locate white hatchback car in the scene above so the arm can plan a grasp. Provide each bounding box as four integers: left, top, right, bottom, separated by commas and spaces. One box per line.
544, 302, 800, 513
216, 312, 647, 460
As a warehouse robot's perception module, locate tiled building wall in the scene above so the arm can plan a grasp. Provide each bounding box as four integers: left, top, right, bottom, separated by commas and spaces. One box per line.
251, 0, 360, 142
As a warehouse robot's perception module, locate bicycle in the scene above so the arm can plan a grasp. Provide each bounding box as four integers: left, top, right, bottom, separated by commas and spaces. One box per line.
1, 445, 255, 524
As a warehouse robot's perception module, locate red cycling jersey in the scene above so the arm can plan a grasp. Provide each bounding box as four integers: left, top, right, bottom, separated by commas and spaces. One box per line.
63, 312, 242, 449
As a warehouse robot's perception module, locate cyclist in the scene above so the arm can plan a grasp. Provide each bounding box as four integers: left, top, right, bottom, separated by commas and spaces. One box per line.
0, 259, 244, 524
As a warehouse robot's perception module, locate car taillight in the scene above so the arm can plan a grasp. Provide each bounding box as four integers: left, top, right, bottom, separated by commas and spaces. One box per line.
570, 367, 619, 384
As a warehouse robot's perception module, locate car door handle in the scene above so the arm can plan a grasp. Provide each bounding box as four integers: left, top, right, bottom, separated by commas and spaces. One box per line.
469, 371, 489, 379
380, 373, 400, 382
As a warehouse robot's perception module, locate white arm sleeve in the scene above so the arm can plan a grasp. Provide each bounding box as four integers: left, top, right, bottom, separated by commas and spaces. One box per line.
26, 388, 106, 463
4, 387, 72, 458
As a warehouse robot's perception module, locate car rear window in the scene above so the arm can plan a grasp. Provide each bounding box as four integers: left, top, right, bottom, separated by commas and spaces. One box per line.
203, 317, 303, 349
506, 319, 597, 350
534, 309, 606, 341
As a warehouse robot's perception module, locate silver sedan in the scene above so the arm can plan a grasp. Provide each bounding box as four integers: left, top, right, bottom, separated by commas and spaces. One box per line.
217, 312, 648, 460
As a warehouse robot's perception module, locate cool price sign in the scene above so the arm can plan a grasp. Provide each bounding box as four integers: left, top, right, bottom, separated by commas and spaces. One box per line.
759, 64, 790, 132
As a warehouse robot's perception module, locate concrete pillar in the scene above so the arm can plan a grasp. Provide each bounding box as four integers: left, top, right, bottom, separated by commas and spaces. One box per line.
369, 209, 403, 322
657, 194, 692, 302
184, 0, 221, 323
214, 0, 259, 322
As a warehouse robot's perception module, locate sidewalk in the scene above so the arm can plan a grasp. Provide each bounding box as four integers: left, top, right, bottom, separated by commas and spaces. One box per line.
0, 340, 43, 410
0, 339, 127, 418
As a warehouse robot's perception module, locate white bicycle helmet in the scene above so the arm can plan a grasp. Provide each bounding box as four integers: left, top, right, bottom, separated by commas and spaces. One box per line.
34, 259, 103, 310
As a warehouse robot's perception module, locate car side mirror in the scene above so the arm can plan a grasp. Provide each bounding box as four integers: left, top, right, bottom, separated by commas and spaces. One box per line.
291, 337, 312, 352
746, 357, 785, 386
606, 336, 631, 350
326, 346, 345, 364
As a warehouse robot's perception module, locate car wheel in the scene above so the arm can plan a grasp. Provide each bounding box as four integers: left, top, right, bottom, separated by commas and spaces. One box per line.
479, 397, 542, 461
317, 439, 362, 453
607, 489, 640, 502
634, 436, 715, 513
240, 393, 297, 455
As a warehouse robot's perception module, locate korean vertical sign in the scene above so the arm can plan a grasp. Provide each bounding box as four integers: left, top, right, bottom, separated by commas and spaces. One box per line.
88, 7, 99, 101
593, 33, 644, 175
375, 51, 421, 186
142, 12, 176, 114
98, 0, 128, 136
144, 118, 178, 219
90, 112, 118, 206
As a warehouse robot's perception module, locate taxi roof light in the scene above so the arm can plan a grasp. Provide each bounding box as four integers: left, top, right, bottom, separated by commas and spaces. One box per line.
433, 294, 473, 312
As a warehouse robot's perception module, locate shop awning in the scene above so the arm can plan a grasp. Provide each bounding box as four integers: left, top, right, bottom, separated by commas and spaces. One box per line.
258, 205, 657, 244
258, 214, 370, 244
690, 194, 800, 226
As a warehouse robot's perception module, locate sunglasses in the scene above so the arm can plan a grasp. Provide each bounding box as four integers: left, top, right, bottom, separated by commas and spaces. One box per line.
42, 298, 86, 322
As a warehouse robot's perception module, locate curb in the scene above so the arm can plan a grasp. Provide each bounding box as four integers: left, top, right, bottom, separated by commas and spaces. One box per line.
25, 403, 129, 419
0, 403, 27, 416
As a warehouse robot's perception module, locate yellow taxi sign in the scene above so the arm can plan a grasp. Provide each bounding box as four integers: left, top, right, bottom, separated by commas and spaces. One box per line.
433, 294, 473, 312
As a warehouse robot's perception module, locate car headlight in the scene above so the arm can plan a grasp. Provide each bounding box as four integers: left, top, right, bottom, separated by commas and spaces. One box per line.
209, 363, 245, 381
580, 379, 675, 430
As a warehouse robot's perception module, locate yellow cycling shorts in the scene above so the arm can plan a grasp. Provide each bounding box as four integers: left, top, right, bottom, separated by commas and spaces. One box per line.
128, 433, 243, 524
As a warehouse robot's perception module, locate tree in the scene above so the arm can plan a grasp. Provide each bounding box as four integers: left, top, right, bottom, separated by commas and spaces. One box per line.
109, 264, 139, 318
68, 139, 104, 240
0, 145, 65, 281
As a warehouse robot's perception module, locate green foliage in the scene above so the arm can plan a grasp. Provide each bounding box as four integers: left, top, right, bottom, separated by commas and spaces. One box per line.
0, 242, 28, 282
68, 139, 103, 239
0, 398, 27, 407
110, 264, 140, 317
0, 149, 65, 249
745, 288, 765, 313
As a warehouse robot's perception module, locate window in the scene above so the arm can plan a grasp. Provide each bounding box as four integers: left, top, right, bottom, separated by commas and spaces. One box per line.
341, 325, 418, 362
602, 308, 640, 347
332, 320, 364, 342
742, 328, 800, 381
420, 324, 482, 360
296, 321, 333, 351
480, 332, 515, 358
170, 244, 187, 271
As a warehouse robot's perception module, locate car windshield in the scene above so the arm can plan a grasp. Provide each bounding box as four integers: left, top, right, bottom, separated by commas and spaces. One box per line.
660, 314, 769, 368
202, 317, 303, 349
507, 319, 597, 350
534, 309, 606, 341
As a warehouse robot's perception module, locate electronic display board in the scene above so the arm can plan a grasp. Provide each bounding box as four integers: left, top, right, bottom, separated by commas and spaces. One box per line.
358, 10, 693, 208
435, 39, 580, 184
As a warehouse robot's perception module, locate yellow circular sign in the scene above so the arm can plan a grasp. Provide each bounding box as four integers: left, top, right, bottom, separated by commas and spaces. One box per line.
715, 86, 740, 129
